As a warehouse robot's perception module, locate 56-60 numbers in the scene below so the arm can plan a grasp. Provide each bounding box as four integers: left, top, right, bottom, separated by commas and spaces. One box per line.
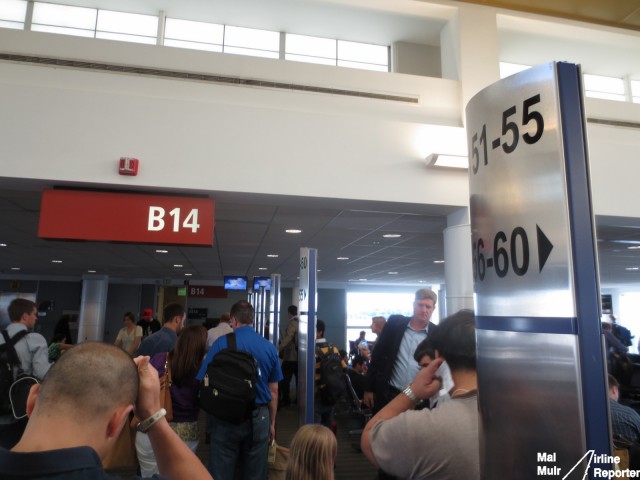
473, 227, 530, 281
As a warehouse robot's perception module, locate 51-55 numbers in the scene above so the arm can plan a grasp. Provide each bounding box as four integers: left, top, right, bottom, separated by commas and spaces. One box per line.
470, 94, 545, 174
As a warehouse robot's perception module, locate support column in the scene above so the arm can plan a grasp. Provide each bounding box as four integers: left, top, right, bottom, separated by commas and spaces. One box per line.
440, 4, 500, 117
77, 275, 109, 342
443, 208, 474, 314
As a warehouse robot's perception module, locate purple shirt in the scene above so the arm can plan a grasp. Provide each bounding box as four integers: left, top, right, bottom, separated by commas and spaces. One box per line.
150, 351, 200, 423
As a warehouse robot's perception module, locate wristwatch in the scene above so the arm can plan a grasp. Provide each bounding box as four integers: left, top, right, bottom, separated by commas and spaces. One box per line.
137, 408, 167, 433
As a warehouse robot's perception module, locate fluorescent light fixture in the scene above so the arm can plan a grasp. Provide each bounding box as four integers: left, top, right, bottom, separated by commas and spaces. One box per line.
388, 271, 398, 275
10, 267, 20, 271
267, 254, 279, 258
286, 229, 302, 234
87, 270, 96, 273
51, 260, 62, 263
383, 234, 401, 238
184, 273, 192, 276
173, 264, 183, 268
0, 243, 6, 247
626, 267, 639, 271
627, 246, 640, 250
258, 267, 268, 270
425, 153, 468, 169
337, 257, 349, 260
433, 260, 445, 264
156, 249, 168, 253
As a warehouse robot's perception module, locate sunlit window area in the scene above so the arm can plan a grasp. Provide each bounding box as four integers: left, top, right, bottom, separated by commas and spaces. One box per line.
0, 0, 27, 30
286, 33, 388, 71
223, 25, 279, 59
618, 292, 640, 353
164, 18, 224, 52
31, 3, 96, 38
337, 40, 388, 72
345, 291, 436, 351
285, 33, 336, 66
96, 10, 157, 45
583, 73, 626, 101
631, 80, 640, 104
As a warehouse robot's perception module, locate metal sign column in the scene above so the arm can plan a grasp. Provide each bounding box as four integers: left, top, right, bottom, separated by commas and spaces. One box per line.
465, 62, 610, 479
269, 273, 281, 346
297, 247, 317, 426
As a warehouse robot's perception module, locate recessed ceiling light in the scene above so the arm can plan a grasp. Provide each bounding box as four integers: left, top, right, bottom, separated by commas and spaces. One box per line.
337, 257, 349, 260
10, 267, 20, 271
433, 260, 445, 264
285, 229, 302, 234
258, 267, 268, 271
87, 270, 96, 273
51, 260, 62, 263
388, 271, 398, 275
626, 267, 639, 271
156, 249, 168, 253
173, 264, 183, 268
383, 234, 402, 238
184, 273, 192, 276
267, 254, 279, 258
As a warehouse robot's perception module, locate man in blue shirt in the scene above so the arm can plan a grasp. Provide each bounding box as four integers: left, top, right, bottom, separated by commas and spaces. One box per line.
197, 300, 283, 480
134, 303, 185, 357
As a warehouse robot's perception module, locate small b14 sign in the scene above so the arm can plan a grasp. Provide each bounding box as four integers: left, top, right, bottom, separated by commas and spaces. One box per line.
39, 190, 214, 246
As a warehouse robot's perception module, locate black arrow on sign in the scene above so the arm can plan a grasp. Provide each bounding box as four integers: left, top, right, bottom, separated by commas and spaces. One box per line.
537, 225, 553, 272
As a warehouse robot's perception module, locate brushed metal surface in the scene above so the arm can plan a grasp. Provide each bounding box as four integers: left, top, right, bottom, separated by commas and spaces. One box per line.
477, 329, 586, 479
466, 62, 575, 318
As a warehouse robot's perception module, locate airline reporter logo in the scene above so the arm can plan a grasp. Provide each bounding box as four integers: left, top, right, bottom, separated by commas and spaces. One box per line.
536, 451, 640, 479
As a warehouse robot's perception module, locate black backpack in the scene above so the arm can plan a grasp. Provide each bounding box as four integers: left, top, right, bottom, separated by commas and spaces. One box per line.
199, 332, 259, 424
0, 329, 30, 416
316, 343, 347, 405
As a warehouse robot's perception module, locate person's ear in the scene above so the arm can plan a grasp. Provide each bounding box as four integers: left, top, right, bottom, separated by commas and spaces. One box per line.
26, 383, 40, 417
106, 405, 133, 439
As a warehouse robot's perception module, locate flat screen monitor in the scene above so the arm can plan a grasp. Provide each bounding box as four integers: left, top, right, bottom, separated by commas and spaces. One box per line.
253, 276, 271, 291
224, 275, 248, 291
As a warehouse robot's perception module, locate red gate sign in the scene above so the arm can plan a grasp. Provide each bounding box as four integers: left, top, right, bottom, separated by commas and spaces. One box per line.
38, 190, 214, 246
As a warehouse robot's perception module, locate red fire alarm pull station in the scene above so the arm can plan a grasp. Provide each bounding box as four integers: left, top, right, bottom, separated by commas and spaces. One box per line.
119, 157, 139, 176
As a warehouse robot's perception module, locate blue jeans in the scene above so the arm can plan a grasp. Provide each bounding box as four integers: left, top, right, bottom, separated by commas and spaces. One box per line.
208, 406, 270, 480
314, 400, 335, 429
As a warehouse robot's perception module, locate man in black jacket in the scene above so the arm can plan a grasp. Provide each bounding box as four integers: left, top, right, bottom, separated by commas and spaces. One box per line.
363, 288, 438, 414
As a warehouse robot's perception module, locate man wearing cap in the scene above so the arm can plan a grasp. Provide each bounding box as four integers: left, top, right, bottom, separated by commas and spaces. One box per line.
364, 289, 438, 414
134, 304, 185, 358
137, 308, 161, 338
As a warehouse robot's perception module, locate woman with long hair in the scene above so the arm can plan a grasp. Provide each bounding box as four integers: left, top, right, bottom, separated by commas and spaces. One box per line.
285, 424, 337, 480
135, 324, 208, 477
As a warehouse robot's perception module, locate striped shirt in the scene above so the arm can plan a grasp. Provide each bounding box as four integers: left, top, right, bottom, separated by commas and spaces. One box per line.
610, 399, 640, 442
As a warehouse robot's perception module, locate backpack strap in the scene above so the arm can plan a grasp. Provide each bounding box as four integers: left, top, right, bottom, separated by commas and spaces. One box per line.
226, 332, 237, 351
2, 329, 30, 373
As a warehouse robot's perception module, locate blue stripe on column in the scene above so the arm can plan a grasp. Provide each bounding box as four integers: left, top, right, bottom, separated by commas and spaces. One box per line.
476, 315, 578, 334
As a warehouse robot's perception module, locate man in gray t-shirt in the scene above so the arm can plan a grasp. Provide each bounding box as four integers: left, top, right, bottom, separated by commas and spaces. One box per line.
361, 310, 479, 480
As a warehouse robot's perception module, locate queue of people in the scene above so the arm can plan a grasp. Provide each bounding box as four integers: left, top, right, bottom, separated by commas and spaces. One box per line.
5, 289, 634, 480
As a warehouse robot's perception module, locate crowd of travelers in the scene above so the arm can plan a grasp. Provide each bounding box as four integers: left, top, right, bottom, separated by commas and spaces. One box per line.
0, 289, 634, 479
